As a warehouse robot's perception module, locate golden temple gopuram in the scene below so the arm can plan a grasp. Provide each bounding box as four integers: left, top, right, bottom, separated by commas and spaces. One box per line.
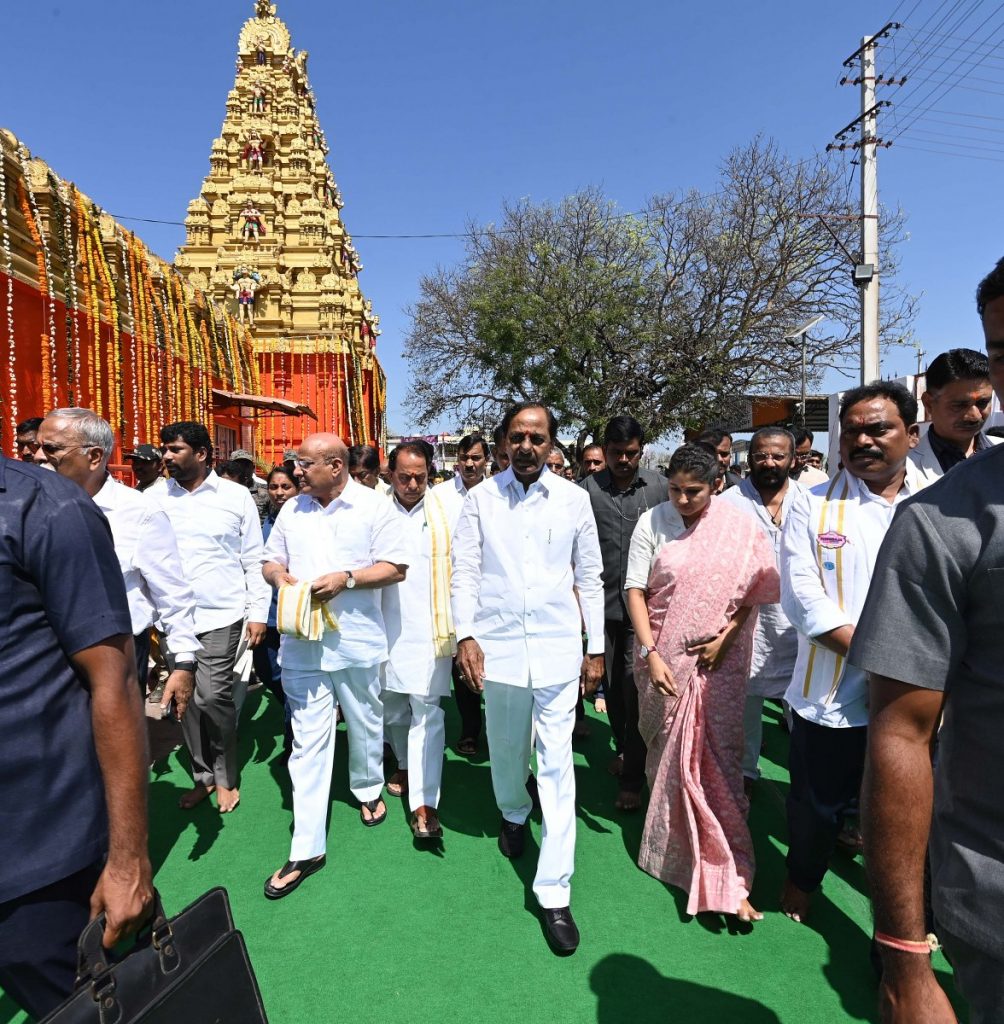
0, 0, 385, 468
175, 0, 386, 463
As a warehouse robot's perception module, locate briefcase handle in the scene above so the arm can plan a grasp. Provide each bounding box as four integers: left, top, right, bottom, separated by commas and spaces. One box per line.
75, 889, 180, 1019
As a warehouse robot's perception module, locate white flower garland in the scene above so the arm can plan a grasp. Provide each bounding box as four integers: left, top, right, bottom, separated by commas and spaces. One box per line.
119, 233, 140, 444
0, 138, 16, 437
59, 181, 80, 405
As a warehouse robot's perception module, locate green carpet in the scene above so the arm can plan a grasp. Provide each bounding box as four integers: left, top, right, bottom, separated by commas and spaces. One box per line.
1, 698, 966, 1024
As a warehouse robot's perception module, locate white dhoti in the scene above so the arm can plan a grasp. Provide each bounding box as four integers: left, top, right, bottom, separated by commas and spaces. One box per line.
484, 677, 578, 910
283, 665, 385, 860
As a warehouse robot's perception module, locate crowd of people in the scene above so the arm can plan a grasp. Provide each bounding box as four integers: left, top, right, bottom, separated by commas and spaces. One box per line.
3, 256, 1004, 1022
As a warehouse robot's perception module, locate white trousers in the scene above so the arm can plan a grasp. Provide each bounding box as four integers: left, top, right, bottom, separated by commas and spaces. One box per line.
283, 665, 385, 860
484, 677, 578, 910
383, 692, 446, 812
743, 694, 764, 780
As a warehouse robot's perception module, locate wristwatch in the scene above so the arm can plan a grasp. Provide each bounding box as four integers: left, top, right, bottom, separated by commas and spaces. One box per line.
175, 660, 197, 673
345, 570, 356, 590
638, 645, 657, 660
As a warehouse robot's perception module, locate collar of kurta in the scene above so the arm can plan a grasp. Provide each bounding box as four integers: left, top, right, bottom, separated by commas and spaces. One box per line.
500, 464, 557, 498
392, 494, 426, 516
595, 467, 648, 495
93, 473, 122, 511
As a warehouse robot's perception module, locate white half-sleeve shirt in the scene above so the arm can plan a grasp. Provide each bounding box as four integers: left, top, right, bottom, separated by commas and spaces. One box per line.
264, 477, 412, 672
451, 466, 604, 688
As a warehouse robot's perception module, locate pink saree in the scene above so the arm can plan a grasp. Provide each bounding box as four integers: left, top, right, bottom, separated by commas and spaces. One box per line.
636, 498, 780, 915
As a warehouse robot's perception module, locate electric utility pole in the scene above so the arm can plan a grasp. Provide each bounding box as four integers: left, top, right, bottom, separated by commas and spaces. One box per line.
828, 23, 903, 384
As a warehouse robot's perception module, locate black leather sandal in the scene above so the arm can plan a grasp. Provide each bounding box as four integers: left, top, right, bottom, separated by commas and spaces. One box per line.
263, 855, 326, 900
360, 797, 387, 827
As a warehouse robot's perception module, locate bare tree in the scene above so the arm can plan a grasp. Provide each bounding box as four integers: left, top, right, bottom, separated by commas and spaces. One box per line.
404, 137, 916, 444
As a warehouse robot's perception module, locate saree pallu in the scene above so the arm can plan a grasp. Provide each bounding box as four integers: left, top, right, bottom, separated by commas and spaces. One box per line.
636, 499, 780, 914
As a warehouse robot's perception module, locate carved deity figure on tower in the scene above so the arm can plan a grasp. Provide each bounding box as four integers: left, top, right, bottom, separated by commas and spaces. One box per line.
251, 83, 268, 113
255, 0, 274, 17
242, 132, 266, 171
233, 267, 261, 326
240, 201, 266, 242
256, 42, 268, 65
342, 240, 362, 275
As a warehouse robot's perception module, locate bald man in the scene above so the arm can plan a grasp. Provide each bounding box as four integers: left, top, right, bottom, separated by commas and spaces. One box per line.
261, 433, 411, 899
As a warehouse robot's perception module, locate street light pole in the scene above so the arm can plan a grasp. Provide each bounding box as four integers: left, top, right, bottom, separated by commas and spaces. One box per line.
784, 314, 825, 427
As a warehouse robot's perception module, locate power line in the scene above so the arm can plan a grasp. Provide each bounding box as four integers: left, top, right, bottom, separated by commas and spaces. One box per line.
895, 140, 1004, 161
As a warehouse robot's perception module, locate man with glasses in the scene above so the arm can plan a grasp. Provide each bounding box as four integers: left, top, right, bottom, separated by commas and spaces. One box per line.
262, 434, 410, 898
14, 417, 43, 462
34, 410, 198, 710
580, 415, 667, 811
720, 427, 803, 795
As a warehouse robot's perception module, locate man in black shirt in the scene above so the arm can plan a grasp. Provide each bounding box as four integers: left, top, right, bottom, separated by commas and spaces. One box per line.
581, 416, 667, 810
0, 457, 153, 1019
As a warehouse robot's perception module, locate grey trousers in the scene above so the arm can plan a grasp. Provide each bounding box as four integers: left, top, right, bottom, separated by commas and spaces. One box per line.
175, 619, 243, 789
941, 929, 1004, 1024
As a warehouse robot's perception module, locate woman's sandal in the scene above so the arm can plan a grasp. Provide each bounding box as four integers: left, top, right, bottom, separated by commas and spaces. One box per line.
263, 855, 326, 900
360, 797, 387, 827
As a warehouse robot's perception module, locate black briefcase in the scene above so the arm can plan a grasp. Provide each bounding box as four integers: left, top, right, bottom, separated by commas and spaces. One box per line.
40, 887, 268, 1024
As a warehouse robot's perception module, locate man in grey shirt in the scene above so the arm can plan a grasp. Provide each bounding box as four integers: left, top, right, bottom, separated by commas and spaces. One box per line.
580, 415, 667, 810
850, 256, 1004, 1024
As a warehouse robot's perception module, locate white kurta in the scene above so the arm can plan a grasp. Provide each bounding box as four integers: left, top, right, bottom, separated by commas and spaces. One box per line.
719, 479, 802, 698
382, 495, 453, 698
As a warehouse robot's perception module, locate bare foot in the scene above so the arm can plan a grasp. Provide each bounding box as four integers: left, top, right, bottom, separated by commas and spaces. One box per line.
269, 863, 303, 892
179, 783, 215, 810
216, 786, 241, 813
411, 805, 443, 838
387, 770, 409, 798
595, 697, 607, 714
736, 898, 763, 923
780, 876, 812, 923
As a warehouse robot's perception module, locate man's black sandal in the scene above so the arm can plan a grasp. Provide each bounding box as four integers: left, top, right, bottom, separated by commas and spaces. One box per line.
360, 797, 387, 827
263, 855, 326, 900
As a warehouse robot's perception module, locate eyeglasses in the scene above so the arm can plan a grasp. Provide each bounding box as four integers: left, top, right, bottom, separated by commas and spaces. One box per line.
39, 442, 89, 458
15, 439, 40, 454
294, 457, 336, 470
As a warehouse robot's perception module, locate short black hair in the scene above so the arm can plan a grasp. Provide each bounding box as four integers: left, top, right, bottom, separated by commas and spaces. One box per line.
695, 427, 732, 447
161, 421, 213, 462
500, 401, 559, 441
458, 432, 490, 459
15, 417, 43, 435
925, 348, 990, 390
976, 257, 1004, 316
668, 443, 720, 485
348, 444, 380, 473
582, 442, 604, 455
603, 415, 645, 446
750, 426, 796, 453
389, 440, 433, 471
267, 464, 298, 487
839, 381, 918, 427
492, 425, 506, 447
792, 427, 814, 447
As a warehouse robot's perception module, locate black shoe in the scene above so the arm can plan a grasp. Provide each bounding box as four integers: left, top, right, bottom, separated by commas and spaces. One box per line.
525, 773, 541, 813
543, 907, 580, 954
498, 819, 526, 859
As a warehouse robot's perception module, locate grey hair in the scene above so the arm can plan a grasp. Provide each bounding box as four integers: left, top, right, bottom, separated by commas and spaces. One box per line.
46, 408, 115, 463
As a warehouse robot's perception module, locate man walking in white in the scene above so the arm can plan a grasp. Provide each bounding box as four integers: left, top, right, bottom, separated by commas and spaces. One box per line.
34, 410, 198, 718
779, 383, 921, 923
452, 402, 604, 954
159, 421, 271, 813
383, 442, 456, 841
262, 433, 409, 899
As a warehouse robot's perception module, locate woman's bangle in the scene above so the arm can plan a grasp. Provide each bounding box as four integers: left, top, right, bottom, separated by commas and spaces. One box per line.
874, 931, 940, 954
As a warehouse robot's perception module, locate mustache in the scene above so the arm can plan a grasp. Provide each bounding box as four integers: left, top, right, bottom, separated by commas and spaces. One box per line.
850, 446, 884, 460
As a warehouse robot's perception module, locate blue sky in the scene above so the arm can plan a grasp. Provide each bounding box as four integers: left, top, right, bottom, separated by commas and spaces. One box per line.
4, 0, 1002, 432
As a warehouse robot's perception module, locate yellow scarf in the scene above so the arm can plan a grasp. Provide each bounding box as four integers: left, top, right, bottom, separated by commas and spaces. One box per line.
276, 581, 340, 641
424, 489, 457, 658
